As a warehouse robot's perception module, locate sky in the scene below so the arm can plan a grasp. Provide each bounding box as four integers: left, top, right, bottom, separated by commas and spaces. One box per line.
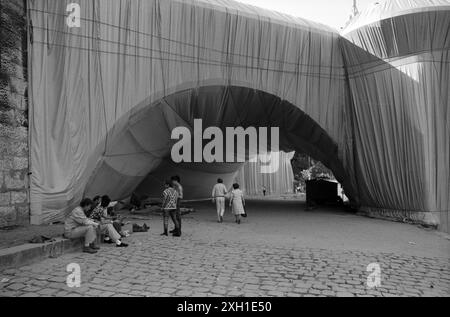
234, 0, 379, 29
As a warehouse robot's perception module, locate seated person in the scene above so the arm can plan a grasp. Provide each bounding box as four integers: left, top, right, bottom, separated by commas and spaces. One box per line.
85, 195, 101, 218
93, 196, 127, 236
64, 198, 100, 254
90, 195, 128, 247
107, 204, 130, 237
93, 195, 101, 208
130, 192, 146, 212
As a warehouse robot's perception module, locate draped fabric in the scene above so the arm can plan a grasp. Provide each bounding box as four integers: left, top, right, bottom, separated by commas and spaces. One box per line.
28, 0, 351, 224
234, 152, 295, 196
341, 0, 450, 232
85, 85, 300, 202
28, 0, 449, 232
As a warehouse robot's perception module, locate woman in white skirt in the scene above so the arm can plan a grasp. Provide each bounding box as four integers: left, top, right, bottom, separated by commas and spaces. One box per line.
230, 183, 245, 224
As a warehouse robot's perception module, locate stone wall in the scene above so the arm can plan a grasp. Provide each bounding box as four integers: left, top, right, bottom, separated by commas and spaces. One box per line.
0, 0, 29, 228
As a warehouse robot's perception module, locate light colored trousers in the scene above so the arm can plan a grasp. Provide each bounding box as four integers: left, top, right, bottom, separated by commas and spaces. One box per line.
215, 197, 225, 220
65, 225, 96, 246
99, 223, 121, 242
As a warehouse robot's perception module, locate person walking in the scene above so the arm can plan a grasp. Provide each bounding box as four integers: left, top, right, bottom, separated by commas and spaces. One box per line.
161, 180, 180, 237
212, 178, 228, 223
171, 175, 183, 235
230, 183, 246, 224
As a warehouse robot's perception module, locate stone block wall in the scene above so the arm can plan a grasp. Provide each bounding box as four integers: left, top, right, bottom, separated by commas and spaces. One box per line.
0, 0, 29, 228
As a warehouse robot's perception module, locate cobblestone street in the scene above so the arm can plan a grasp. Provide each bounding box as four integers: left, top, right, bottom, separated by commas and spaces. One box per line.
1, 200, 449, 297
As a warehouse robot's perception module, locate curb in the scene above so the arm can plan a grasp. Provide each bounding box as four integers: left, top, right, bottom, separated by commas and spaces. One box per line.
0, 238, 83, 270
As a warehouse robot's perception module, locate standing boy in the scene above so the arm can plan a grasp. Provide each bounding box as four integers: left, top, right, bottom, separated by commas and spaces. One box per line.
161, 180, 180, 237
171, 175, 183, 235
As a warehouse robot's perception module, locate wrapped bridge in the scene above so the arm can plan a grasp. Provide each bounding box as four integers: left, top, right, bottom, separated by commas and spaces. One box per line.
28, 0, 449, 232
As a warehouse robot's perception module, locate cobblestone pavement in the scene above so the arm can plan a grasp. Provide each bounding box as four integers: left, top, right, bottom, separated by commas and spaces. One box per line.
0, 201, 449, 297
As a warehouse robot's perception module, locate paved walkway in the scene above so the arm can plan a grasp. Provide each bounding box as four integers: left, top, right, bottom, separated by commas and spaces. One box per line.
0, 200, 449, 297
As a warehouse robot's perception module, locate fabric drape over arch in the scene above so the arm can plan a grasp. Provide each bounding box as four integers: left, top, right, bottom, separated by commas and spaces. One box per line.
29, 0, 353, 224
341, 0, 450, 231
28, 0, 449, 232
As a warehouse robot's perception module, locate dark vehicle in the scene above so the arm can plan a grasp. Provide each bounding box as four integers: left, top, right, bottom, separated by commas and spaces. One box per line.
306, 179, 344, 207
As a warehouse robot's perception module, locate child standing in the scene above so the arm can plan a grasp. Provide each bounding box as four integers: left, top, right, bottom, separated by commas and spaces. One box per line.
230, 183, 245, 224
161, 180, 179, 236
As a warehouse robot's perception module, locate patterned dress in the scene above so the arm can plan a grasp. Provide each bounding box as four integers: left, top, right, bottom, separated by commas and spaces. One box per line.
230, 189, 245, 215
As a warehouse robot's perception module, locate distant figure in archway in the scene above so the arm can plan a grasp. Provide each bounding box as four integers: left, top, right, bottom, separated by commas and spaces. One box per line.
212, 178, 228, 223
230, 183, 246, 224
262, 186, 267, 197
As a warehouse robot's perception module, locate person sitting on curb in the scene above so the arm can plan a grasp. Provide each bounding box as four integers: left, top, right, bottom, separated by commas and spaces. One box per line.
85, 195, 101, 218
90, 195, 129, 247
92, 195, 101, 208
93, 195, 127, 237
64, 198, 100, 254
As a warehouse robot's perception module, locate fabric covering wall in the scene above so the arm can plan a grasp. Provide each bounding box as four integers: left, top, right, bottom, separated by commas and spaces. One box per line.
234, 152, 295, 196
341, 0, 450, 232
28, 0, 353, 224
28, 0, 449, 232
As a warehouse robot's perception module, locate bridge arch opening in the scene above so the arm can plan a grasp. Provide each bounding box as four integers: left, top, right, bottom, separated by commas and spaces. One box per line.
84, 85, 357, 205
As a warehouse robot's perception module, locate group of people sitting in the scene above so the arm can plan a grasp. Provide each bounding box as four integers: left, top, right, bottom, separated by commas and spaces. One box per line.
64, 175, 184, 254
64, 195, 129, 254
211, 179, 246, 224
65, 175, 247, 254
